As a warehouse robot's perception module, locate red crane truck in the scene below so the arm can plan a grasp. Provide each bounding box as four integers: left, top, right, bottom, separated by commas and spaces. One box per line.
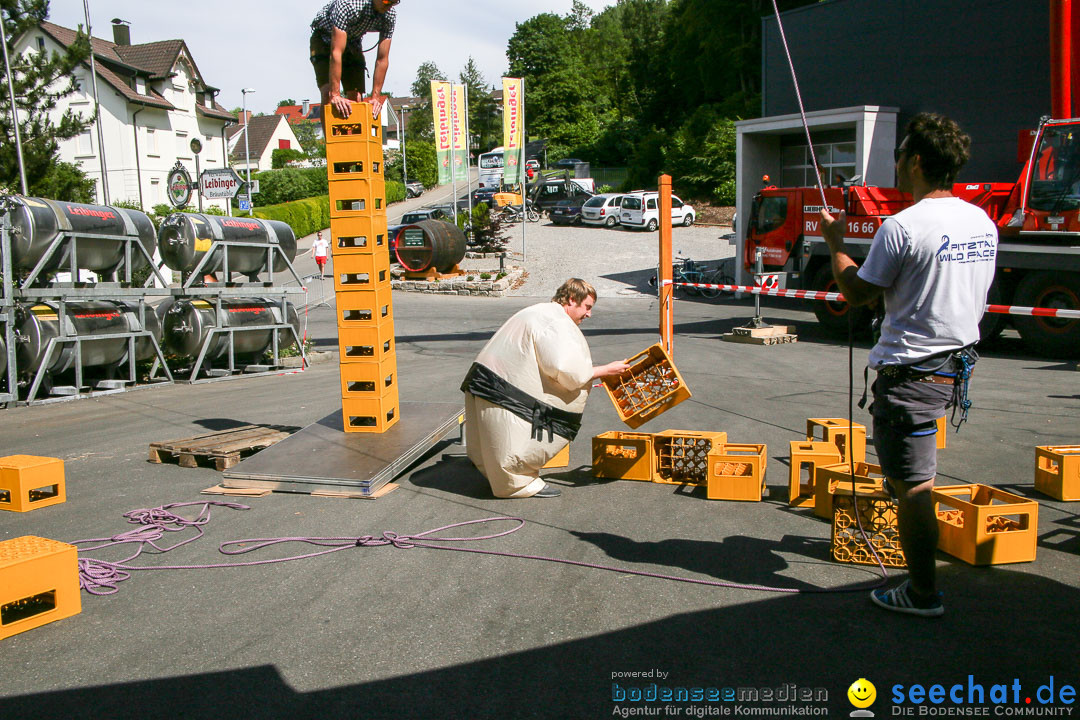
744, 0, 1080, 357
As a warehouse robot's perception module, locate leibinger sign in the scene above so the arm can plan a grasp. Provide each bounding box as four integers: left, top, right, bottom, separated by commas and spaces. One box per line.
167, 162, 193, 208
200, 168, 243, 199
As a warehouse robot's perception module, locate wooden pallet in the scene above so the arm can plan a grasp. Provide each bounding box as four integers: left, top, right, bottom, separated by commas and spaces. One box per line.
149, 425, 293, 471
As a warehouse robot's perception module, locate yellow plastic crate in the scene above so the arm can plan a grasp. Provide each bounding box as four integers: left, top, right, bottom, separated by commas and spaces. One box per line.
541, 445, 570, 469
333, 251, 391, 293
814, 462, 886, 520
806, 418, 867, 464
788, 440, 842, 508
592, 432, 655, 481
832, 490, 906, 568
602, 344, 691, 429
705, 443, 767, 501
341, 389, 399, 433
329, 177, 386, 219
338, 320, 394, 363
330, 215, 388, 256
324, 102, 382, 144
339, 356, 396, 399
337, 287, 393, 328
653, 430, 727, 485
933, 484, 1038, 565
0, 455, 66, 513
0, 536, 81, 640
1034, 445, 1080, 501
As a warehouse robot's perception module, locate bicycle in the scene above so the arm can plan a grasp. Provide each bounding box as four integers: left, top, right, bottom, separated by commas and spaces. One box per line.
650, 255, 733, 298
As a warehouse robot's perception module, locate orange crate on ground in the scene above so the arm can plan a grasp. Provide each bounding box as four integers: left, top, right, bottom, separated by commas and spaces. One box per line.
814, 462, 886, 520
602, 344, 691, 429
342, 389, 399, 433
324, 103, 382, 144
592, 432, 655, 481
0, 455, 66, 513
333, 251, 391, 293
1034, 445, 1080, 501
933, 484, 1038, 565
338, 320, 394, 363
330, 215, 388, 256
653, 430, 727, 485
0, 536, 81, 640
788, 440, 842, 507
337, 287, 393, 328
806, 418, 866, 464
339, 356, 396, 398
832, 490, 906, 568
329, 177, 386, 218
542, 445, 569, 469
706, 444, 767, 501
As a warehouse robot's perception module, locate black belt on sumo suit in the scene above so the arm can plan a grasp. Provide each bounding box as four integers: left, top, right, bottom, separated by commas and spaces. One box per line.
461, 362, 584, 442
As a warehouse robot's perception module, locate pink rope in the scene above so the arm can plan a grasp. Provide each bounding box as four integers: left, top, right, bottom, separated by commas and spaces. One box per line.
73, 502, 885, 598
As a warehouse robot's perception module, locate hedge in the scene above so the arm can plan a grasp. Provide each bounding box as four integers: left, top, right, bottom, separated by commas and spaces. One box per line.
251, 180, 404, 238
252, 196, 330, 238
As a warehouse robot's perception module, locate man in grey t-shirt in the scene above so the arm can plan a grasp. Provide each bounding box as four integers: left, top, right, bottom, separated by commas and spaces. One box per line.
820, 113, 996, 618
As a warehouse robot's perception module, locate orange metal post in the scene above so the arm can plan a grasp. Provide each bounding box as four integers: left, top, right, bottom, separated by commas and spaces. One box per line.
658, 174, 673, 355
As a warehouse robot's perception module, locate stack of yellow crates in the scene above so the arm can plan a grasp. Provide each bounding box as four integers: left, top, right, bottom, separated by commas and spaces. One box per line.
325, 104, 399, 432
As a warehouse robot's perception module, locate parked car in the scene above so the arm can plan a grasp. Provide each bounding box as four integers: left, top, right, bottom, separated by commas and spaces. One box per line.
405, 180, 424, 198
529, 178, 595, 214
580, 193, 625, 227
620, 192, 695, 231
472, 186, 498, 207
552, 158, 584, 169
549, 197, 588, 226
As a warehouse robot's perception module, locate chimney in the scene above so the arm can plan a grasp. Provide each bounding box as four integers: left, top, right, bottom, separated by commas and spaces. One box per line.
302, 99, 310, 116
111, 19, 130, 46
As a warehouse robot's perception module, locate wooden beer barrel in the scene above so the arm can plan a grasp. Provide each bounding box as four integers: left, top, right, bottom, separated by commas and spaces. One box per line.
394, 219, 466, 273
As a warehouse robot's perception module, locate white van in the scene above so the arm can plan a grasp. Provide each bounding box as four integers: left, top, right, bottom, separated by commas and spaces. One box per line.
620, 192, 695, 231
580, 193, 625, 227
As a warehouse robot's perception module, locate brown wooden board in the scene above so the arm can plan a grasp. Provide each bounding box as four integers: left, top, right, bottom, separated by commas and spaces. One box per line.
149, 425, 294, 471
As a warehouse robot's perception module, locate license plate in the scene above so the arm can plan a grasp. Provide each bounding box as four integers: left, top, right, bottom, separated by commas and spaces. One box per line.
1048, 216, 1065, 224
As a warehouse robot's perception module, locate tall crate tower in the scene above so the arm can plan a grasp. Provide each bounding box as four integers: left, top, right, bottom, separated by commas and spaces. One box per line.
325, 103, 399, 432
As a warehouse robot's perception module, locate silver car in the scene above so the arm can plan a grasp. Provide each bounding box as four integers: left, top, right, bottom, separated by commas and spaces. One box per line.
580, 193, 625, 227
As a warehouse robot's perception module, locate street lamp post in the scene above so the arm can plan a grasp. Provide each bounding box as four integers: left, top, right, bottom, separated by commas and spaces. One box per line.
241, 87, 255, 216
401, 104, 408, 186
0, 18, 27, 194
83, 0, 109, 204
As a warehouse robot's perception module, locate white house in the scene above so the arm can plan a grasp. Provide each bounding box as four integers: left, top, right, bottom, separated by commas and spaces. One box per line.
227, 113, 303, 175
18, 20, 238, 211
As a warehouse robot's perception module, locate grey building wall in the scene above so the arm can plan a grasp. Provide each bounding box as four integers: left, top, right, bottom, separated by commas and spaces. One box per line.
762, 0, 1049, 182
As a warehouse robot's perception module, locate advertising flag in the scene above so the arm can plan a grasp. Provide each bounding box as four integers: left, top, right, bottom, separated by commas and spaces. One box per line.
431, 80, 452, 185
502, 77, 523, 185
451, 84, 468, 182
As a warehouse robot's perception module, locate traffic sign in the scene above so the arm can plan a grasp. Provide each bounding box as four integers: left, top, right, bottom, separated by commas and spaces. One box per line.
238, 199, 252, 211
200, 167, 243, 199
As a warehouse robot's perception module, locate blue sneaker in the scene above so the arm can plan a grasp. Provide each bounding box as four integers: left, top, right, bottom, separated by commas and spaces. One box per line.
871, 580, 944, 617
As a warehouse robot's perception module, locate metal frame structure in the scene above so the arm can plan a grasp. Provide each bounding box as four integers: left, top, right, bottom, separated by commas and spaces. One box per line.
2, 204, 308, 404
178, 236, 305, 289
158, 286, 308, 384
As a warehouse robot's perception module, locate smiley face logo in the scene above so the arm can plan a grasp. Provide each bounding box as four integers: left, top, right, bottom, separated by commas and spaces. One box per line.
848, 678, 877, 709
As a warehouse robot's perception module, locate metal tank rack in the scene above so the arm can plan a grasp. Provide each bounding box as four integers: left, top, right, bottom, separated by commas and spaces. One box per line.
155, 286, 306, 384
0, 198, 174, 405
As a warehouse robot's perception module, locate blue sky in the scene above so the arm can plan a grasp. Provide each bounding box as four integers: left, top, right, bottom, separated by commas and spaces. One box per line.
49, 0, 614, 113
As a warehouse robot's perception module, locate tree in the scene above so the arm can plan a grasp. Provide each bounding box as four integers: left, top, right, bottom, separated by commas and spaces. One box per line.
292, 120, 325, 161
0, 0, 95, 201
271, 147, 304, 168
277, 98, 297, 107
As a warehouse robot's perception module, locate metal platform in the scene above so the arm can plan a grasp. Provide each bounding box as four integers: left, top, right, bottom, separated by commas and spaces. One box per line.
221, 402, 464, 495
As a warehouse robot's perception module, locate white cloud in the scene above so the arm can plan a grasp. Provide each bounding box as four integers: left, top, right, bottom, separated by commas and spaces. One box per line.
48, 0, 613, 113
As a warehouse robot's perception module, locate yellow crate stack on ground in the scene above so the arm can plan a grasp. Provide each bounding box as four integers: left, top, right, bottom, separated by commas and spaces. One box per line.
326, 104, 398, 432
653, 430, 727, 486
0, 536, 81, 640
592, 431, 656, 481
705, 443, 767, 501
813, 461, 887, 520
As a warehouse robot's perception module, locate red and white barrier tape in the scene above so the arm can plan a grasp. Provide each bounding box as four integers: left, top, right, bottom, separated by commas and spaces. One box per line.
672, 282, 1080, 319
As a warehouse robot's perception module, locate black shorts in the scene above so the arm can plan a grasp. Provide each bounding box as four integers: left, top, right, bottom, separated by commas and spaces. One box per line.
871, 374, 952, 485
310, 31, 366, 95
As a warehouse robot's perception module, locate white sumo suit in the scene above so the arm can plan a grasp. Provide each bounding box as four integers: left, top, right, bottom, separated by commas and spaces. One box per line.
462, 302, 594, 498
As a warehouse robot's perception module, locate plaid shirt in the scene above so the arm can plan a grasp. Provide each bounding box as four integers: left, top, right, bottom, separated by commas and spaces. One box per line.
311, 0, 396, 55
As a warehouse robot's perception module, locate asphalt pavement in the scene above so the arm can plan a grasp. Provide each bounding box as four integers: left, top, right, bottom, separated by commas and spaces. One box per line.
1, 209, 1079, 719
